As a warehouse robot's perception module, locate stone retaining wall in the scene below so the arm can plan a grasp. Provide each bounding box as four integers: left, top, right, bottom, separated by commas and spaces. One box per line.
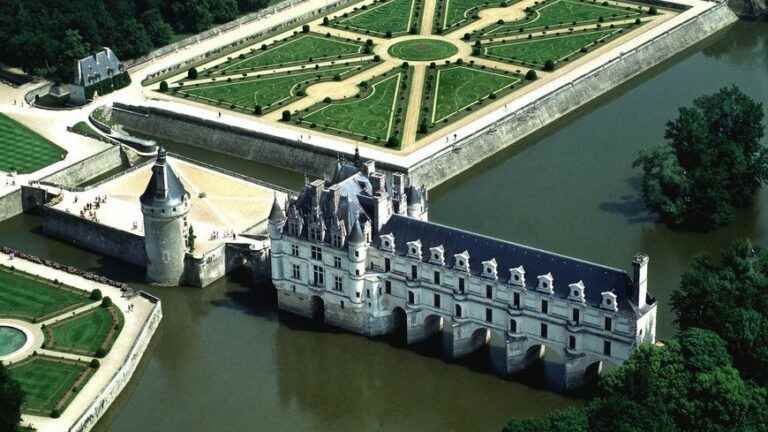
0, 189, 23, 223
67, 295, 162, 432
39, 147, 125, 189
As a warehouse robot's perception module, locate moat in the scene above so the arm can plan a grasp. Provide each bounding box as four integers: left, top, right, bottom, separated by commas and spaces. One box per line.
0, 22, 764, 432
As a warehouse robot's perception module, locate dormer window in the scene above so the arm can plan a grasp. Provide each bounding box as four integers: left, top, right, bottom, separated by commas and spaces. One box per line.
429, 246, 445, 265
454, 251, 470, 272
537, 273, 554, 294
406, 240, 422, 260
331, 233, 342, 248
380, 234, 395, 252
601, 292, 618, 311
482, 259, 498, 280
569, 281, 586, 303
509, 266, 526, 286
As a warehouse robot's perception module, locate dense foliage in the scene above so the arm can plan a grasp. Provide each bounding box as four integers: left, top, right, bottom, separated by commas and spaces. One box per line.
0, 363, 23, 431
503, 241, 768, 432
633, 86, 767, 231
0, 0, 274, 81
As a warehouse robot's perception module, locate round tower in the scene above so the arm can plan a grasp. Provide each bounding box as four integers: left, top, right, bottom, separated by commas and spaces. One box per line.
140, 147, 190, 286
268, 195, 287, 280
347, 219, 367, 302
406, 186, 426, 220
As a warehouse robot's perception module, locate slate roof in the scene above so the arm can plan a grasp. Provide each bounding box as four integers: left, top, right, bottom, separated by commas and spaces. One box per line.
380, 215, 644, 314
140, 148, 188, 208
292, 171, 372, 238
73, 48, 123, 87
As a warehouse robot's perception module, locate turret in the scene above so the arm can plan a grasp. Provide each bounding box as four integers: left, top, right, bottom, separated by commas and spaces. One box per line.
348, 219, 367, 302
268, 195, 286, 239
406, 185, 427, 220
140, 147, 190, 286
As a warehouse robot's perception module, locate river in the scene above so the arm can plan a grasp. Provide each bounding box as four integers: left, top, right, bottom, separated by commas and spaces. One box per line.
0, 21, 765, 432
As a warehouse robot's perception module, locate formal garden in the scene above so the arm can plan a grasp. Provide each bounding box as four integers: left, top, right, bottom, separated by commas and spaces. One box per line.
157, 0, 667, 149
0, 268, 123, 418
0, 114, 67, 174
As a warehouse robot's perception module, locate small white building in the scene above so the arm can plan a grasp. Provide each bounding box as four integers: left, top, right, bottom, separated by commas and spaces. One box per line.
268, 157, 657, 389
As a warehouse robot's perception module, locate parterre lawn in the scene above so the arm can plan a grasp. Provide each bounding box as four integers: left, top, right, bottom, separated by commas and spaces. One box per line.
388, 39, 458, 61
182, 65, 362, 110
9, 357, 91, 415
336, 0, 419, 35
0, 114, 66, 174
46, 306, 121, 356
217, 34, 364, 74
301, 72, 403, 140
0, 269, 90, 321
483, 28, 619, 66
432, 66, 518, 123
441, 0, 504, 29
483, 0, 640, 35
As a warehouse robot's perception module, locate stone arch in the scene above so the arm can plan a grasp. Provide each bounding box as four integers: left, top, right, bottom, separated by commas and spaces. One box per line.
423, 314, 444, 335
390, 307, 407, 345
470, 327, 491, 349
310, 295, 325, 324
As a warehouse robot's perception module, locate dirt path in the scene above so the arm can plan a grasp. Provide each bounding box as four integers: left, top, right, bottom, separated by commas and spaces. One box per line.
421, 0, 438, 35
401, 65, 426, 148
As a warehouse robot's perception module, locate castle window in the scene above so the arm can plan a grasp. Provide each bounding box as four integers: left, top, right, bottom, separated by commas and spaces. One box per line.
541, 323, 548, 339
408, 291, 415, 304
605, 317, 613, 332
292, 264, 301, 280
485, 308, 493, 323
312, 265, 324, 287
569, 335, 577, 350
434, 294, 441, 309
355, 251, 360, 258
458, 277, 465, 294
311, 246, 322, 261
513, 292, 520, 308
341, 301, 344, 309
291, 245, 299, 256
603, 340, 612, 356
509, 319, 517, 333
433, 271, 441, 285
411, 265, 418, 280
485, 285, 493, 299
310, 226, 322, 242
385, 258, 391, 272
292, 285, 296, 293
334, 256, 342, 269
356, 292, 361, 298
385, 280, 391, 294
331, 234, 342, 248
455, 304, 462, 317
541, 300, 549, 314
572, 308, 580, 324
334, 275, 343, 291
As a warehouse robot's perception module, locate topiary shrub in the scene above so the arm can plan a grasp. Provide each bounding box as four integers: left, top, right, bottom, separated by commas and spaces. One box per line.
90, 289, 102, 301
254, 105, 262, 115
302, 24, 310, 33
649, 6, 658, 14
525, 70, 538, 80
159, 81, 169, 92
51, 409, 61, 418
90, 359, 100, 369
187, 68, 198, 80
386, 136, 399, 148
282, 110, 291, 121
96, 348, 107, 358
101, 297, 112, 308
543, 60, 555, 71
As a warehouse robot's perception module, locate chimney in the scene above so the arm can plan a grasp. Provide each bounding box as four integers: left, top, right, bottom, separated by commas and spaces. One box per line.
370, 172, 386, 195
362, 160, 376, 177
310, 179, 324, 207
632, 254, 649, 309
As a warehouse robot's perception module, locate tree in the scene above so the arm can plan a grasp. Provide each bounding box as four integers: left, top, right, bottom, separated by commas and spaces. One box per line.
503, 407, 587, 432
187, 226, 197, 253
141, 9, 174, 46
0, 363, 23, 431
634, 86, 767, 231
525, 70, 538, 80
188, 67, 198, 80
671, 240, 768, 385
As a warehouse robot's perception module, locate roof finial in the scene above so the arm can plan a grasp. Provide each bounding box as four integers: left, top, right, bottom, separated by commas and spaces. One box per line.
157, 146, 167, 164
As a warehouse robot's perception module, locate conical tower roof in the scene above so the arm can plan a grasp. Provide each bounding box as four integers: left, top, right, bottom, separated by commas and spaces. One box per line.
347, 219, 364, 245
140, 147, 187, 208
269, 195, 286, 222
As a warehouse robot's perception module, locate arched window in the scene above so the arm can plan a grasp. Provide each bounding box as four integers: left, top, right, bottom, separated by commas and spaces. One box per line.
509, 319, 517, 333
455, 304, 462, 317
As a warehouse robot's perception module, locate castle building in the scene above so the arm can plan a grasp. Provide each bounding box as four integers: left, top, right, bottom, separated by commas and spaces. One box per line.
140, 147, 191, 285
68, 47, 126, 105
269, 159, 657, 388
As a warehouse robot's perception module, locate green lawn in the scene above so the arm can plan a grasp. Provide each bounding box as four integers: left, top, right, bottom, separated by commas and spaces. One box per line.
0, 114, 66, 174
300, 70, 408, 142
214, 34, 365, 74
9, 357, 92, 416
181, 64, 366, 112
332, 0, 421, 36
431, 66, 519, 123
482, 0, 641, 36
0, 269, 90, 321
438, 0, 506, 31
483, 28, 620, 66
45, 306, 122, 356
388, 39, 458, 61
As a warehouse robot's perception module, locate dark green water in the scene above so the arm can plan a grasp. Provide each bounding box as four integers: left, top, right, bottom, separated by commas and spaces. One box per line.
0, 22, 765, 432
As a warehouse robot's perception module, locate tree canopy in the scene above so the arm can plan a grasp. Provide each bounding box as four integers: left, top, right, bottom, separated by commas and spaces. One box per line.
633, 86, 766, 231
0, 0, 272, 81
0, 363, 23, 431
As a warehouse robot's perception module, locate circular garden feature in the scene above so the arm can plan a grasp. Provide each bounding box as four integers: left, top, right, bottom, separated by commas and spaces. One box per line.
388, 39, 459, 62
0, 326, 27, 357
